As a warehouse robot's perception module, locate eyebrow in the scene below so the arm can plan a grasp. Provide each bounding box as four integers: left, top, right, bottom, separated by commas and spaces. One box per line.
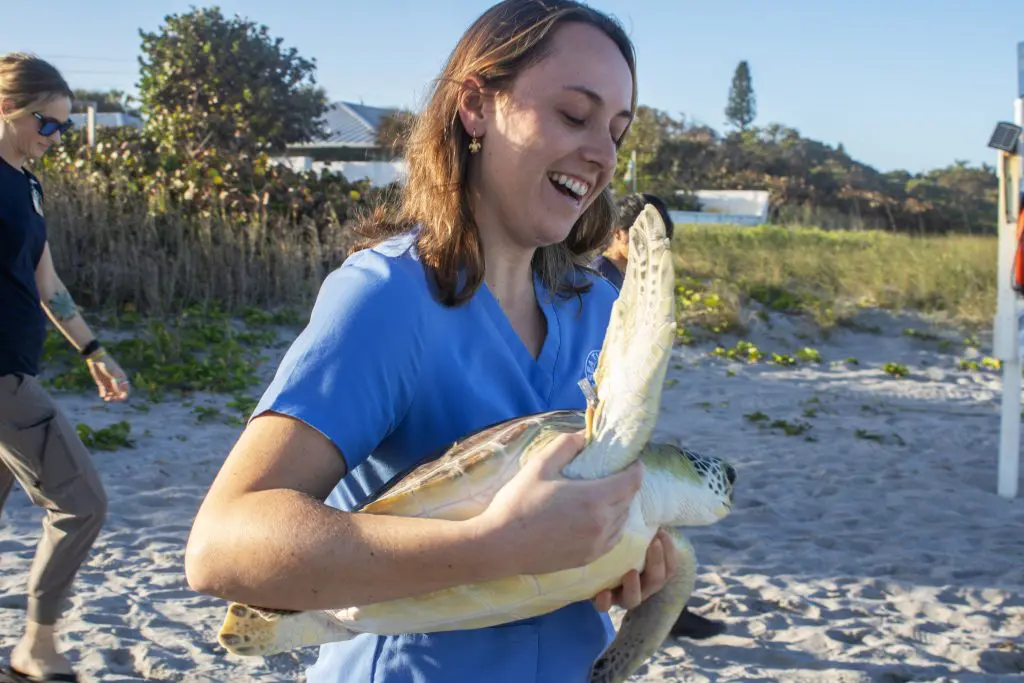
564, 85, 632, 120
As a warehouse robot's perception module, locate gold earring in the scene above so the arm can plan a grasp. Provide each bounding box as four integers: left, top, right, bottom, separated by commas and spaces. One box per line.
468, 131, 481, 154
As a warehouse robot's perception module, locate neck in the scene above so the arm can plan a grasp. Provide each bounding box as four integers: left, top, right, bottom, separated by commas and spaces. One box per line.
479, 226, 536, 311
602, 247, 627, 273
469, 188, 537, 312
0, 133, 25, 171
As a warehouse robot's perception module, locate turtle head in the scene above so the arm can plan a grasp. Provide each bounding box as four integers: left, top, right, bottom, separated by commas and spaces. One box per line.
640, 442, 735, 527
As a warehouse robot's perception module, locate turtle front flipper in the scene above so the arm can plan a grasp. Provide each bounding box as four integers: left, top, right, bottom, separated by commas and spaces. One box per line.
218, 602, 357, 657
588, 528, 698, 683
566, 204, 677, 480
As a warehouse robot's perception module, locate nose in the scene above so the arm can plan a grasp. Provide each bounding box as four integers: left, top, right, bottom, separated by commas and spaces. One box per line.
725, 464, 737, 486
581, 131, 617, 177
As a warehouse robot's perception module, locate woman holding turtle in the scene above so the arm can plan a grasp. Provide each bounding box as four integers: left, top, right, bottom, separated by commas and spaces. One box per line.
186, 1, 678, 681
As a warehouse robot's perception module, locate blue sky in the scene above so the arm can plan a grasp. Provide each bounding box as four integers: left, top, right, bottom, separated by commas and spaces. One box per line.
3, 0, 1021, 174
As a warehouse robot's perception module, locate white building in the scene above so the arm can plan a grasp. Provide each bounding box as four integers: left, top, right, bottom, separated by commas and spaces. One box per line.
671, 189, 770, 226
276, 101, 408, 187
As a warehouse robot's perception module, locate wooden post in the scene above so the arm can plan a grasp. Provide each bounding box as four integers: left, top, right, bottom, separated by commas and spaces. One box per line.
86, 103, 96, 148
73, 99, 98, 147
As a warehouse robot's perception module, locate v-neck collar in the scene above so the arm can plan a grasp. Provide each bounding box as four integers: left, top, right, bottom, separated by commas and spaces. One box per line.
477, 271, 560, 402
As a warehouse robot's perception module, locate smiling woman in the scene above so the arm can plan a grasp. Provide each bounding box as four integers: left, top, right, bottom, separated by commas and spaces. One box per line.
184, 2, 680, 683
0, 51, 131, 683
353, 0, 638, 309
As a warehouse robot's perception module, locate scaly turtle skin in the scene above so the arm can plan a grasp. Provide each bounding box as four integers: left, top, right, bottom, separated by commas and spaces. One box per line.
215, 205, 737, 683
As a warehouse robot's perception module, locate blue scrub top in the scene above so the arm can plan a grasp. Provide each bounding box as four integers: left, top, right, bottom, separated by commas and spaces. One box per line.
253, 231, 620, 682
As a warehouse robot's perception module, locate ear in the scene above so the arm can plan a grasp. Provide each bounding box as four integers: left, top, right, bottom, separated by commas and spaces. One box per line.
456, 76, 488, 140
0, 97, 13, 121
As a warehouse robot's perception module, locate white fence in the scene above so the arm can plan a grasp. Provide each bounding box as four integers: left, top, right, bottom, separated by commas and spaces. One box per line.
273, 157, 408, 187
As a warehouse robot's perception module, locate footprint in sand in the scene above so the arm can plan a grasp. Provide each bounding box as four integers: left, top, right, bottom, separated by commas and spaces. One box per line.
80, 611, 123, 627
814, 536, 837, 550
0, 595, 26, 611
141, 588, 201, 604
825, 626, 870, 645
896, 621, 951, 648
978, 647, 1024, 675
710, 535, 752, 551
101, 647, 139, 676
951, 567, 987, 581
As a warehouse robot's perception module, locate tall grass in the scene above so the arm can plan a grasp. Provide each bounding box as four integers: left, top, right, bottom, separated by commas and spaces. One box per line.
672, 223, 997, 329
773, 204, 893, 232
41, 170, 356, 317
41, 167, 999, 332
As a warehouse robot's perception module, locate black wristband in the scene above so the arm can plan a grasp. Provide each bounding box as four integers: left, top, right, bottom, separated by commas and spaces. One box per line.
80, 339, 101, 357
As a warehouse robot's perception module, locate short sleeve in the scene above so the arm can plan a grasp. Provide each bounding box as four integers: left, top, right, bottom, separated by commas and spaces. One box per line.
252, 249, 427, 471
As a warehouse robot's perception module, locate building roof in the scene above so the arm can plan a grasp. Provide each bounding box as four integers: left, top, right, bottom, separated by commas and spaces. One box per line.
293, 101, 401, 148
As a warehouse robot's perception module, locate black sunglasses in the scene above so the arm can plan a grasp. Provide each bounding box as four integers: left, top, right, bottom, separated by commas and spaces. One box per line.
32, 112, 74, 137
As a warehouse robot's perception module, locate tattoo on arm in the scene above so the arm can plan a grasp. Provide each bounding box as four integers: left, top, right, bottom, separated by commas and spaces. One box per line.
47, 290, 79, 321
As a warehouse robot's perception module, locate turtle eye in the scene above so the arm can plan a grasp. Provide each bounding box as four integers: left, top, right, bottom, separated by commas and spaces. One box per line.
725, 464, 737, 486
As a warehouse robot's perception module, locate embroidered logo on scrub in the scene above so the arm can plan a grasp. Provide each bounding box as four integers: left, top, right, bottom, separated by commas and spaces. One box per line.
584, 349, 600, 385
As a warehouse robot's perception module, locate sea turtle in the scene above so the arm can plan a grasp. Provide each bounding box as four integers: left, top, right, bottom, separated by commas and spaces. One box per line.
214, 205, 737, 683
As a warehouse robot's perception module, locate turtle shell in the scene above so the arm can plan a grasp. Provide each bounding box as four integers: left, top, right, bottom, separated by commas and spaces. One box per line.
334, 408, 656, 635
358, 409, 585, 521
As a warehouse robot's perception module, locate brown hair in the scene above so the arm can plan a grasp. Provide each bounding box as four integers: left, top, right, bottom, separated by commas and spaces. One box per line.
355, 0, 637, 306
616, 192, 675, 239
0, 52, 73, 120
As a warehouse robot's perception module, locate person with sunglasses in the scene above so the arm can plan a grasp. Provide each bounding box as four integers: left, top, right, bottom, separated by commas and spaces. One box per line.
0, 52, 130, 683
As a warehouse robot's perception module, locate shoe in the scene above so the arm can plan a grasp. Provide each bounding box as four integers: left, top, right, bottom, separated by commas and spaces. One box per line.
2, 665, 79, 682
669, 607, 727, 640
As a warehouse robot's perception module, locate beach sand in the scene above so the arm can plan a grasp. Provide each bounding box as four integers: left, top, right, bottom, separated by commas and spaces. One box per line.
1, 307, 1022, 682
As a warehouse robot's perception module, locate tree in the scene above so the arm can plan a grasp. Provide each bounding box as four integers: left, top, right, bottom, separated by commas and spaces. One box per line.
608, 102, 996, 234
136, 6, 328, 156
611, 105, 688, 197
725, 60, 757, 131
376, 109, 416, 156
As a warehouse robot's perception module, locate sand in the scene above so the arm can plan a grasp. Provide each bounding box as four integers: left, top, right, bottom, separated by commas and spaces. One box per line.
1, 306, 1022, 682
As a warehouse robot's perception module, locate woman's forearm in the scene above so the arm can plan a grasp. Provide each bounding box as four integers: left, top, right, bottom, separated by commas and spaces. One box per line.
184, 489, 508, 612
34, 244, 103, 353
39, 284, 98, 352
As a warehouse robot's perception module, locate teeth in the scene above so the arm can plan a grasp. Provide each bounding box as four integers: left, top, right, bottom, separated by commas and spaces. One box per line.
549, 173, 589, 198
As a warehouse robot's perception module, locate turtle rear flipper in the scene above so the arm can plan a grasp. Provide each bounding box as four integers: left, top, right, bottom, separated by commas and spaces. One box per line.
589, 529, 697, 683
218, 602, 357, 657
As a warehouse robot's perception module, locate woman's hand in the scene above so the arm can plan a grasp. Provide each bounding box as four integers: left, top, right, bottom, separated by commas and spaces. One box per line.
86, 350, 130, 402
592, 528, 678, 612
473, 431, 644, 577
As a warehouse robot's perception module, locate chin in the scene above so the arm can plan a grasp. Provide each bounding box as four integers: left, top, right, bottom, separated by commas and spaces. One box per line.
532, 220, 579, 248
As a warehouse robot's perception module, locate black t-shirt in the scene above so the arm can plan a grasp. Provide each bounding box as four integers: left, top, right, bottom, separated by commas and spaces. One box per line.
588, 254, 624, 291
0, 155, 48, 377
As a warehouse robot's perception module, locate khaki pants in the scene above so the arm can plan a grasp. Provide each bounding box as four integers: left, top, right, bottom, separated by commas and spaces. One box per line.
0, 373, 107, 626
